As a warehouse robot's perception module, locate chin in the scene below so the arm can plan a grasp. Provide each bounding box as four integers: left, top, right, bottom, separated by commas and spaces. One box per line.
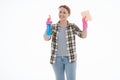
60, 19, 66, 21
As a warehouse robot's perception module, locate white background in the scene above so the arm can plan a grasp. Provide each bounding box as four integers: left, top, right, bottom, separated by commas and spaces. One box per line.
0, 0, 119, 80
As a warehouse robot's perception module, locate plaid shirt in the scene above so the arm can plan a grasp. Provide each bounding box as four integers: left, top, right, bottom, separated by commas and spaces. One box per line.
50, 21, 83, 64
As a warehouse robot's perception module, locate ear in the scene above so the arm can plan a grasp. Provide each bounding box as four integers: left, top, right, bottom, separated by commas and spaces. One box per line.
68, 14, 70, 17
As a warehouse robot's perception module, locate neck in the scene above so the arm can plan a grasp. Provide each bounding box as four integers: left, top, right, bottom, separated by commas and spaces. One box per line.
59, 20, 68, 27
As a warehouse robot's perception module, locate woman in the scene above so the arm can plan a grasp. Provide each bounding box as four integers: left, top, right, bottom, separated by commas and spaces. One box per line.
44, 5, 87, 80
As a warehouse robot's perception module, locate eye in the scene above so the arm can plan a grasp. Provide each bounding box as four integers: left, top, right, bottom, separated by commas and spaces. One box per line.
63, 11, 66, 14
59, 11, 62, 14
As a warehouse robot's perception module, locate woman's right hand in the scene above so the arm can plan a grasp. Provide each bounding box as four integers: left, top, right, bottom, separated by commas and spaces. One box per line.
43, 33, 51, 41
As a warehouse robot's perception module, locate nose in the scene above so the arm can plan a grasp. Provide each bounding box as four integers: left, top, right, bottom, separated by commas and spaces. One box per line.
59, 13, 63, 16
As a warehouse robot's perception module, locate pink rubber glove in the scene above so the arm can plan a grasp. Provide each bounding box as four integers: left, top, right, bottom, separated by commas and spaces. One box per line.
82, 16, 88, 31
46, 15, 52, 36
46, 15, 52, 25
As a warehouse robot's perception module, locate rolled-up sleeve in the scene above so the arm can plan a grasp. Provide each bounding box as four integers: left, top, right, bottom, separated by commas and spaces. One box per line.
72, 24, 82, 38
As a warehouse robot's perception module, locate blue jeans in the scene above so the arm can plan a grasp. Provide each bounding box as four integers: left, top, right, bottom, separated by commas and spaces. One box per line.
52, 56, 76, 80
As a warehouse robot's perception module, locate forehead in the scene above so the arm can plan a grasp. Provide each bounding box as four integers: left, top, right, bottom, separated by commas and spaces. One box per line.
59, 7, 68, 12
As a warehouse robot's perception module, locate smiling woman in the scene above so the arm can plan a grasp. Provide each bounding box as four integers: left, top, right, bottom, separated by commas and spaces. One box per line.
43, 5, 88, 80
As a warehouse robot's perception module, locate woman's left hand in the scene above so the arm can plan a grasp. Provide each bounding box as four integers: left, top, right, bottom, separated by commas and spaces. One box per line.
82, 16, 88, 31
81, 30, 87, 38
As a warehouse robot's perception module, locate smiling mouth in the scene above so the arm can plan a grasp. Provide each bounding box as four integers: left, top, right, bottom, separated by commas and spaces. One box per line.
60, 16, 65, 19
